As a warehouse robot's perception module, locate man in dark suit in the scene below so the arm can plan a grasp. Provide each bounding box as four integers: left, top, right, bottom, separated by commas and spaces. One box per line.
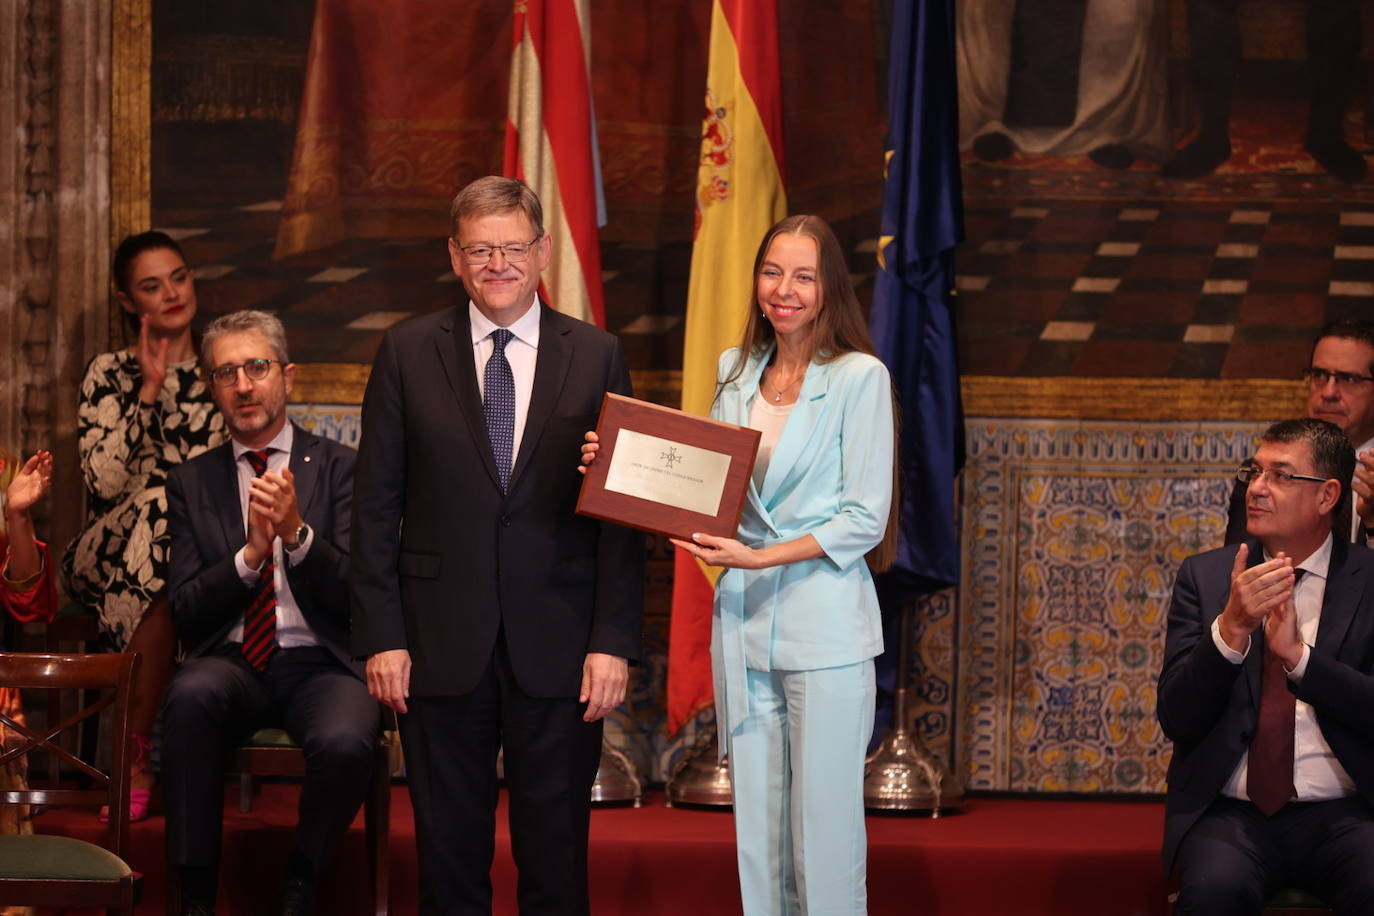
1159, 417, 1374, 914
165, 310, 380, 916
1225, 320, 1374, 545
350, 176, 643, 915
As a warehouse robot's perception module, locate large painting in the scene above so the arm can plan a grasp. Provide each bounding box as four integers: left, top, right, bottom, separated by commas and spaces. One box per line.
130, 0, 885, 405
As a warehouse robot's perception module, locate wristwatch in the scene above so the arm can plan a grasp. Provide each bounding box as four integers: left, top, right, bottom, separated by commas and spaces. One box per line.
285, 522, 310, 551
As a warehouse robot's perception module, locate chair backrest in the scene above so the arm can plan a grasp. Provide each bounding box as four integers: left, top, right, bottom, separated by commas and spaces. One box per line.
0, 651, 139, 858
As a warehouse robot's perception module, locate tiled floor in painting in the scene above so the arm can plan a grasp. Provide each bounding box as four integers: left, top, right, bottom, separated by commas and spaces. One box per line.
956, 196, 1374, 378
157, 164, 1374, 382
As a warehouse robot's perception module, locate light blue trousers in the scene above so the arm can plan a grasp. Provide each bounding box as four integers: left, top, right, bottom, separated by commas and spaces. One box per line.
722, 662, 876, 916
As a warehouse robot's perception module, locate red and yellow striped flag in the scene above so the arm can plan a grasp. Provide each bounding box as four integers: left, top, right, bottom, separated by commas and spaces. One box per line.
504, 0, 606, 326
668, 0, 787, 735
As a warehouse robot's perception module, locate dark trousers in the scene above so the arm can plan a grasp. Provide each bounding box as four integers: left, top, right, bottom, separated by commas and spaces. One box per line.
1175, 795, 1374, 915
399, 633, 603, 916
163, 644, 380, 872
1185, 0, 1360, 142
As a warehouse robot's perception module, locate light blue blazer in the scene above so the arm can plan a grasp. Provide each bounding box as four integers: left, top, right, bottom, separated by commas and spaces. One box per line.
709, 345, 894, 734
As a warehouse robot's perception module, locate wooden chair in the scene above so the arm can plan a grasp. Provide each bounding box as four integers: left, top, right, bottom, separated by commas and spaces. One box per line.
0, 650, 140, 915
235, 726, 393, 916
165, 725, 394, 916
41, 607, 105, 789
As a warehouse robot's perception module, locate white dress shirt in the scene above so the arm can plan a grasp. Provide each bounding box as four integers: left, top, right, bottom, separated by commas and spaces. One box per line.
1212, 533, 1356, 802
229, 423, 317, 648
470, 300, 540, 470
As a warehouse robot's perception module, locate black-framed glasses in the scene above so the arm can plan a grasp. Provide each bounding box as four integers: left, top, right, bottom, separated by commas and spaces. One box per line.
208, 358, 280, 388
1303, 367, 1374, 389
455, 238, 540, 265
1236, 465, 1330, 487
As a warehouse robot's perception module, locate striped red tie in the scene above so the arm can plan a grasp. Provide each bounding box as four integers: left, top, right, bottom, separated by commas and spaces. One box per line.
241, 449, 277, 672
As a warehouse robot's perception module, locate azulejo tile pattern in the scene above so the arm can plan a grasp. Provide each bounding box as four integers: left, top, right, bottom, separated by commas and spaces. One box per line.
956, 419, 1267, 793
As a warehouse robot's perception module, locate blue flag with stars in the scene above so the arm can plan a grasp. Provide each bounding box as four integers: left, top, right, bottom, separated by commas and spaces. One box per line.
868, 0, 965, 598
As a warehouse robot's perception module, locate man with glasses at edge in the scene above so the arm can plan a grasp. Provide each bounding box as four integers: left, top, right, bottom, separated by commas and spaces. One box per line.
163, 310, 379, 915
1226, 320, 1374, 545
1160, 417, 1374, 914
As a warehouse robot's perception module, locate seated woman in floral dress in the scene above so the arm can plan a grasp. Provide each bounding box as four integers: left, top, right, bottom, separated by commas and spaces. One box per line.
61, 232, 225, 821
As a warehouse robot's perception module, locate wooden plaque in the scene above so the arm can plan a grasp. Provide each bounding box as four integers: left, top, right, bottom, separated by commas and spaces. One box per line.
576, 393, 760, 540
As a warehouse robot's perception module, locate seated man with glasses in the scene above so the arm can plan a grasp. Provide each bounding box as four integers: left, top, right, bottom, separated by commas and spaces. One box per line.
1226, 320, 1374, 545
163, 309, 380, 916
1160, 417, 1374, 914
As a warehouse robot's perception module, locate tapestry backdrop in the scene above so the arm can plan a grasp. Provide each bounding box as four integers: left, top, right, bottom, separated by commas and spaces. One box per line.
146, 0, 1373, 794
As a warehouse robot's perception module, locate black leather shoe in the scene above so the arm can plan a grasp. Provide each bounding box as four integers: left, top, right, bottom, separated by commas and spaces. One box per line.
1307, 137, 1367, 182
1161, 134, 1231, 179
277, 876, 317, 916
1089, 143, 1134, 170
972, 131, 1014, 162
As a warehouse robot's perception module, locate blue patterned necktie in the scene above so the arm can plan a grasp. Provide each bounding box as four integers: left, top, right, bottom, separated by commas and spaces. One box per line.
484, 328, 516, 491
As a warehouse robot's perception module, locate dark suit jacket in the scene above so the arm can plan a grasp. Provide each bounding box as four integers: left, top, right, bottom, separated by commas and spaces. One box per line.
167, 423, 360, 677
1157, 537, 1374, 873
349, 304, 644, 698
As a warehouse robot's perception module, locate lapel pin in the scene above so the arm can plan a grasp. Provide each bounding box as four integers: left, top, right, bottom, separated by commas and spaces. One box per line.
304, 456, 312, 462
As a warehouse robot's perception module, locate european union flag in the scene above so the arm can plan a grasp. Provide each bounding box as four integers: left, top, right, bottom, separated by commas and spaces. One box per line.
868, 0, 965, 598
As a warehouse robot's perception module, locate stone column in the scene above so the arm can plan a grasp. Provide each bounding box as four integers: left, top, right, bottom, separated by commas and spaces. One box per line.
0, 0, 114, 557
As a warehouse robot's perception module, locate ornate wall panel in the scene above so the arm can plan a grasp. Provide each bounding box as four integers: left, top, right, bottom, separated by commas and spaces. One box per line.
0, 0, 112, 553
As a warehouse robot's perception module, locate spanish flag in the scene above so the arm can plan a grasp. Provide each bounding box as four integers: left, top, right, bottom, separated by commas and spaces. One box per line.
505, 0, 606, 326
668, 0, 786, 735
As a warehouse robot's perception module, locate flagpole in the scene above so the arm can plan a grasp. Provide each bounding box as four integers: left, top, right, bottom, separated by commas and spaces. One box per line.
863, 595, 965, 815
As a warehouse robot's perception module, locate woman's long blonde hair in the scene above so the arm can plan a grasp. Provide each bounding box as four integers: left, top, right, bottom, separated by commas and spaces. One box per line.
716, 215, 900, 572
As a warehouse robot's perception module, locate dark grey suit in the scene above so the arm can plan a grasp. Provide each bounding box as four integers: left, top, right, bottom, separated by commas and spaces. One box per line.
350, 304, 644, 914
1158, 538, 1374, 911
163, 423, 379, 873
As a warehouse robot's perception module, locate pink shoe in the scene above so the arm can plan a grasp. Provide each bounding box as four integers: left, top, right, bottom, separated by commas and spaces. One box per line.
99, 731, 154, 823
99, 787, 152, 823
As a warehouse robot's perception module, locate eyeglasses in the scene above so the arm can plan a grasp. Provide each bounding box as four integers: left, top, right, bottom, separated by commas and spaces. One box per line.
454, 238, 540, 265
1303, 367, 1374, 389
1236, 465, 1330, 487
208, 358, 280, 388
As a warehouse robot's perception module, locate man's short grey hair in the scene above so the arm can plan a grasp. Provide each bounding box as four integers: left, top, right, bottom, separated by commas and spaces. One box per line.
200, 310, 291, 367
449, 176, 545, 239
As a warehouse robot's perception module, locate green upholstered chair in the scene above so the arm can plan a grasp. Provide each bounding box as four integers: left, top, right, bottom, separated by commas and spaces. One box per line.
1168, 886, 1331, 913
1263, 887, 1331, 913
0, 650, 140, 915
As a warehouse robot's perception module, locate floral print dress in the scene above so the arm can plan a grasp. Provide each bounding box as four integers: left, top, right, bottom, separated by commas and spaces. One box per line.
61, 350, 224, 648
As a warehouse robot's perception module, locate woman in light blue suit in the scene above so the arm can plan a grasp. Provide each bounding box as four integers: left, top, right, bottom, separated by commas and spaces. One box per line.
587, 215, 896, 914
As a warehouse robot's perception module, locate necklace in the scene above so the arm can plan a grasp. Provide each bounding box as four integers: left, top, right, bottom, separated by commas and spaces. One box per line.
765, 365, 806, 403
